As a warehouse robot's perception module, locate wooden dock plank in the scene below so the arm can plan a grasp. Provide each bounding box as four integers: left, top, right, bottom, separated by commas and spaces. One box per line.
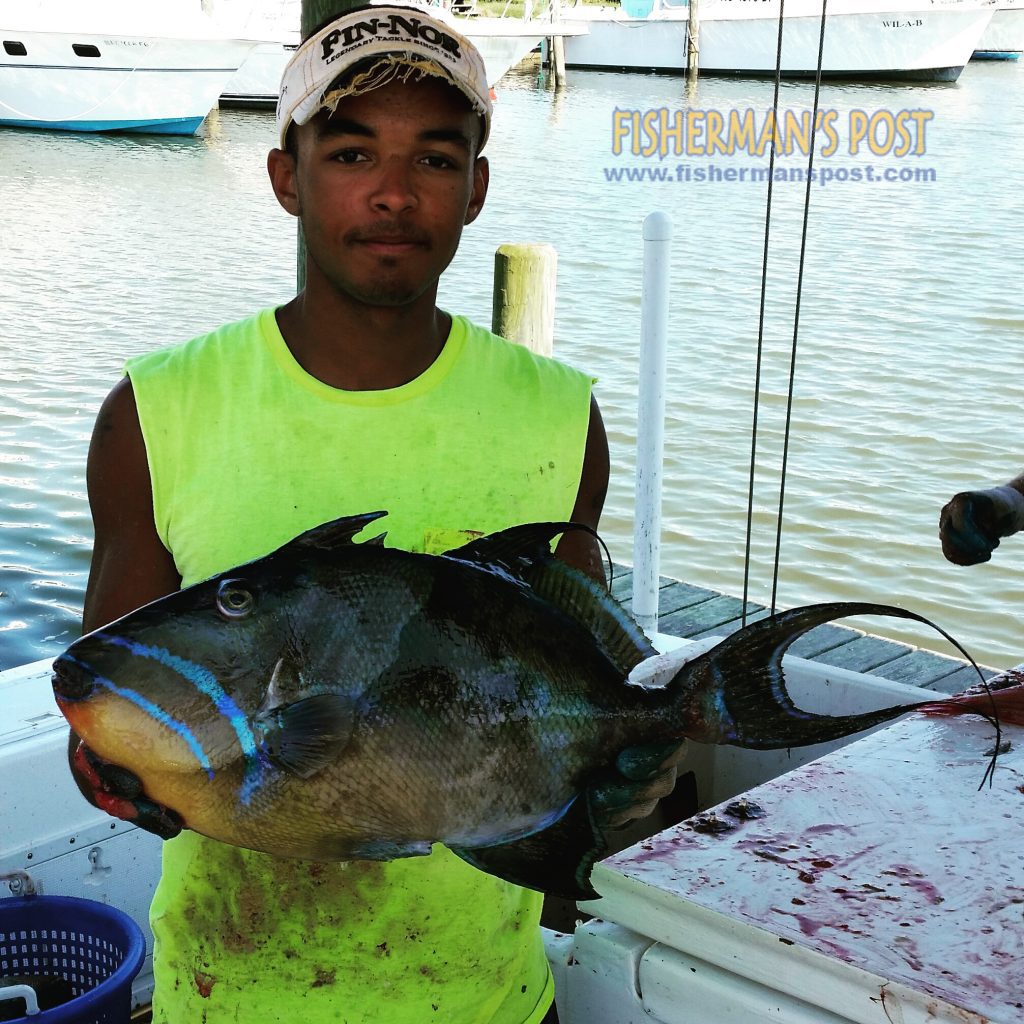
607, 563, 997, 690
813, 634, 913, 674
786, 623, 862, 660
659, 595, 766, 638
657, 581, 722, 616
609, 572, 635, 604
687, 607, 772, 640
610, 571, 721, 617
878, 649, 981, 693
924, 663, 996, 693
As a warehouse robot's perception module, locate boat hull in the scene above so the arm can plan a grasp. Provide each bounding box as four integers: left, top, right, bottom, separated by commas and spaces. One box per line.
973, 2, 1024, 56
0, 30, 255, 135
562, 0, 994, 81
220, 21, 547, 105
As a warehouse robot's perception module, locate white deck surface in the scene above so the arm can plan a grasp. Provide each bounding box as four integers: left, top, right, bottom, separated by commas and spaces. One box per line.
582, 714, 1024, 1024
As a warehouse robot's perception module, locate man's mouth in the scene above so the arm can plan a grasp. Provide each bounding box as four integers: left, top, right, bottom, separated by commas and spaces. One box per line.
359, 238, 425, 254
348, 225, 430, 252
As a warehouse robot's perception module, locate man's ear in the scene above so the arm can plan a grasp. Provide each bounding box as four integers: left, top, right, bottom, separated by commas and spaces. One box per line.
267, 148, 300, 217
464, 156, 489, 226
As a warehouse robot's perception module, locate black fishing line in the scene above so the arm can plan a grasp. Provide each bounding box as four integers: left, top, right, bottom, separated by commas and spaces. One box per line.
741, 0, 787, 628
878, 610, 1000, 789
770, 0, 829, 614
737, 7, 1003, 784
744, 0, 826, 619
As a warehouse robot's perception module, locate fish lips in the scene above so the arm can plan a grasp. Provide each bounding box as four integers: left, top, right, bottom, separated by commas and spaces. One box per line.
52, 650, 100, 702
52, 631, 133, 703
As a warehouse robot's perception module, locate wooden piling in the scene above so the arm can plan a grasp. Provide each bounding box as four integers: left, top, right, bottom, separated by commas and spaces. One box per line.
492, 244, 557, 356
686, 0, 700, 79
550, 0, 567, 86
552, 36, 567, 86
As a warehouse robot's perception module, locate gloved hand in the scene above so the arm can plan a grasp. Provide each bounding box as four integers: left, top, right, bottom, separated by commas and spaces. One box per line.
589, 740, 687, 829
939, 485, 1024, 565
70, 737, 183, 839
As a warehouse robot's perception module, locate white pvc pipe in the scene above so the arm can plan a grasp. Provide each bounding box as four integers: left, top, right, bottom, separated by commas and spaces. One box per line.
632, 211, 672, 635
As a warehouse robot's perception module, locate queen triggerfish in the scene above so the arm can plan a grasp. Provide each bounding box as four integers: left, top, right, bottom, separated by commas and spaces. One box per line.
52, 513, 1024, 898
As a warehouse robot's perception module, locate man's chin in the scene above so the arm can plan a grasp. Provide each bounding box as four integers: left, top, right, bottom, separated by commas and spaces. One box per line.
345, 279, 429, 308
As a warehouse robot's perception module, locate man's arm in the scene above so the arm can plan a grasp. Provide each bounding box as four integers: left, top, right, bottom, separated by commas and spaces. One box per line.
554, 395, 609, 583
82, 377, 181, 631
939, 473, 1024, 566
68, 378, 183, 834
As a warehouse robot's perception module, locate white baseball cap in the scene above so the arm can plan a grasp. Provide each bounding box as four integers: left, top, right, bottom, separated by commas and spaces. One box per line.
276, 5, 492, 151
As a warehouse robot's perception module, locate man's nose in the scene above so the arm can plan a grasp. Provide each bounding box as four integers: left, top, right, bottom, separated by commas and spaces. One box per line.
370, 159, 417, 213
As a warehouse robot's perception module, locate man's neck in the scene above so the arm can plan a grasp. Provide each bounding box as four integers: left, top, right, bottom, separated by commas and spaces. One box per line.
275, 286, 451, 392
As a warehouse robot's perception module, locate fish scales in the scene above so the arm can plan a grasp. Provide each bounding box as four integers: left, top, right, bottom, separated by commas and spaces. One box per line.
52, 512, 1024, 898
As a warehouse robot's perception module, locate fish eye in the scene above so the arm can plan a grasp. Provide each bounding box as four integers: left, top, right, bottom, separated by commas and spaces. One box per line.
216, 580, 255, 619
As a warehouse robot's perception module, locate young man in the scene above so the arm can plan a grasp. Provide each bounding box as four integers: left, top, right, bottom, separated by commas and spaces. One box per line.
69, 6, 682, 1021
939, 473, 1024, 564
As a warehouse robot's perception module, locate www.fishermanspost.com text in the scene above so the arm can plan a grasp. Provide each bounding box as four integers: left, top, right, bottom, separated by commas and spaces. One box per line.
602, 163, 939, 187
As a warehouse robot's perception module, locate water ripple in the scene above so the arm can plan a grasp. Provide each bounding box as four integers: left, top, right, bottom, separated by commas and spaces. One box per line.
2, 63, 1023, 671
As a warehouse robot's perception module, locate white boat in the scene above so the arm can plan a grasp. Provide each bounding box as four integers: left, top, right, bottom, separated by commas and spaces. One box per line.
0, 640, 940, 1012
215, 1, 583, 106
3, 638, 1017, 1020
0, 0, 259, 135
561, 0, 995, 82
221, 21, 544, 105
974, 0, 1024, 56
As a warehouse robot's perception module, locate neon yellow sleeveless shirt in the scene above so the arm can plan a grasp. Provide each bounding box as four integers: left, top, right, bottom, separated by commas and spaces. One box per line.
126, 308, 593, 1024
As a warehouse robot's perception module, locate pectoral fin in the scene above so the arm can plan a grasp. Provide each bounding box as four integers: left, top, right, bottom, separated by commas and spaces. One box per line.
254, 694, 354, 778
451, 793, 607, 901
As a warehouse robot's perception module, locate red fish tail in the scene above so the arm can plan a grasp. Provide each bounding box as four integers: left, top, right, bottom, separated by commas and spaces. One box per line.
916, 681, 1024, 727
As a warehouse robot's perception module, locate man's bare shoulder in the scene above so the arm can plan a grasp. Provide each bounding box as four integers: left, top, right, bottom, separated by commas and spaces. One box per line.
84, 377, 180, 632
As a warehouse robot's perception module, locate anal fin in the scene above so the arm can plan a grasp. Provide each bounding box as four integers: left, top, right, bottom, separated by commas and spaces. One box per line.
450, 794, 607, 901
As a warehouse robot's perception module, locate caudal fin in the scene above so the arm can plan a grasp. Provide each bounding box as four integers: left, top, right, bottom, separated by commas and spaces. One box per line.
677, 601, 984, 750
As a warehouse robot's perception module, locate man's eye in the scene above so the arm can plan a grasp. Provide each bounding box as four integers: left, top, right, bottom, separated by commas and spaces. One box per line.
333, 149, 367, 164
422, 154, 457, 170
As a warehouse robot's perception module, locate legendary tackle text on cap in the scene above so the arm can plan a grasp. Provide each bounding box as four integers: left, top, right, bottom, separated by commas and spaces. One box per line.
276, 4, 493, 151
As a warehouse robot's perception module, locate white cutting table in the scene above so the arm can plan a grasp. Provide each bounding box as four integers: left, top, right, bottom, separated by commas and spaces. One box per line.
565, 714, 1024, 1024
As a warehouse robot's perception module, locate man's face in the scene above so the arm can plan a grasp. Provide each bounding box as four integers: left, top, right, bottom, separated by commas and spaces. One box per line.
269, 75, 488, 308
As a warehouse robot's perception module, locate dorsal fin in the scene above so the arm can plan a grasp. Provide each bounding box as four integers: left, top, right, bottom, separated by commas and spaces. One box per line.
445, 522, 656, 675
525, 558, 657, 675
444, 521, 576, 577
290, 511, 389, 552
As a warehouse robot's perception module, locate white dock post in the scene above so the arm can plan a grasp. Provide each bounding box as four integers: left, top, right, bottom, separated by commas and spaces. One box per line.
632, 212, 672, 635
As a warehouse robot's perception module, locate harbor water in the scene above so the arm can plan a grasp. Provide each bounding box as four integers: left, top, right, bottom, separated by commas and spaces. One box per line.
1, 57, 1022, 673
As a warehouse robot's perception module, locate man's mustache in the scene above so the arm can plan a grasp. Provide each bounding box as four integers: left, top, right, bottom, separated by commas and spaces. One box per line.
346, 223, 431, 246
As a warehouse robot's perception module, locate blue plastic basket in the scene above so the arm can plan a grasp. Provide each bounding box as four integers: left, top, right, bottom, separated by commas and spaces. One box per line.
0, 896, 145, 1023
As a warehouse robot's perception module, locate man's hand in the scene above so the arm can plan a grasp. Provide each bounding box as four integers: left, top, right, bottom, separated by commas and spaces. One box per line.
70, 737, 183, 839
589, 741, 687, 829
939, 485, 1024, 565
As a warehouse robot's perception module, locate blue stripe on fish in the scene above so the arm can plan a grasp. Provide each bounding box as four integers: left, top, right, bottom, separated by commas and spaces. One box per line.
98, 634, 264, 803
64, 653, 214, 780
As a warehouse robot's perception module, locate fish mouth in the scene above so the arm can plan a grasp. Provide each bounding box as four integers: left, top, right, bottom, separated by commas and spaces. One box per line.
52, 653, 98, 701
